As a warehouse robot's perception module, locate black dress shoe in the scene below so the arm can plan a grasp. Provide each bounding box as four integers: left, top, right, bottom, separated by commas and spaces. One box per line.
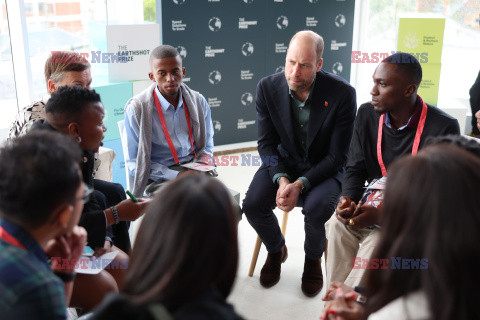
301, 256, 323, 297
259, 245, 288, 288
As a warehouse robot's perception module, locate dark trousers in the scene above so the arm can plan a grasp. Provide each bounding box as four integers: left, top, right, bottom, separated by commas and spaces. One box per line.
93, 179, 131, 253
242, 167, 341, 260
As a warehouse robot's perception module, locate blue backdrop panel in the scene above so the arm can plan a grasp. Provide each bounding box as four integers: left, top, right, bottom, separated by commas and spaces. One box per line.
93, 81, 133, 142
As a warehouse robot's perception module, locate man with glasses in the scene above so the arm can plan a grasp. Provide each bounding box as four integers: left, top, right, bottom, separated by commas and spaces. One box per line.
0, 131, 87, 320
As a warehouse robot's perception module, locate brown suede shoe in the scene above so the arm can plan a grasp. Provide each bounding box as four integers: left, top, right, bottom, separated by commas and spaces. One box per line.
301, 256, 323, 297
259, 245, 288, 288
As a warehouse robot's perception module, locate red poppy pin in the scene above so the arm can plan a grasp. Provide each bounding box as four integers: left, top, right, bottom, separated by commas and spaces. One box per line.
324, 101, 328, 107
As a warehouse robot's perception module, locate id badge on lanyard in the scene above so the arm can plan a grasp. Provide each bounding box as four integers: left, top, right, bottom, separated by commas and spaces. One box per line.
153, 89, 197, 164
0, 226, 26, 250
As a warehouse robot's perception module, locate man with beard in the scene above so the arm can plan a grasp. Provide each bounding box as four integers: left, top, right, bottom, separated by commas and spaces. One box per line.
243, 30, 357, 297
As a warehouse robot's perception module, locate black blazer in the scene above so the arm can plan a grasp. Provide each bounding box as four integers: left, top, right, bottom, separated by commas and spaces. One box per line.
256, 70, 357, 188
470, 70, 480, 135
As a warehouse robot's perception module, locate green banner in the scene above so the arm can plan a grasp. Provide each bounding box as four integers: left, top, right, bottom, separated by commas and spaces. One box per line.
397, 16, 445, 105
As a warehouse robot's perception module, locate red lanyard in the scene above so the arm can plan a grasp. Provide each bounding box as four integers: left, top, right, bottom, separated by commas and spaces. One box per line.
0, 226, 26, 250
153, 89, 197, 164
377, 101, 428, 176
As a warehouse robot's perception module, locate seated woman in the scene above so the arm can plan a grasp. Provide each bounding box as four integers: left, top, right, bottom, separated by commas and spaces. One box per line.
90, 174, 245, 320
31, 85, 150, 311
9, 51, 91, 139
321, 143, 480, 320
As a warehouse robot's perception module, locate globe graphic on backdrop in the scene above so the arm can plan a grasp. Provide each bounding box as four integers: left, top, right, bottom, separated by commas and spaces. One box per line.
308, 0, 319, 3
241, 42, 254, 56
209, 70, 222, 84
275, 66, 285, 73
276, 16, 288, 30
176, 46, 187, 59
243, 0, 254, 3
241, 92, 254, 106
335, 14, 346, 27
213, 120, 222, 133
208, 17, 222, 32
172, 0, 185, 4
332, 62, 343, 75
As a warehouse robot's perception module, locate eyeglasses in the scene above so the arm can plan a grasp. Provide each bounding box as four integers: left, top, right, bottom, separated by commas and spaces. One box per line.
72, 184, 93, 205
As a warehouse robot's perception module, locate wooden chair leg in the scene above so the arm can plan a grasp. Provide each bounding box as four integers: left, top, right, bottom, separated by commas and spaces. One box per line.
248, 236, 262, 277
280, 211, 288, 236
248, 211, 289, 277
324, 240, 328, 264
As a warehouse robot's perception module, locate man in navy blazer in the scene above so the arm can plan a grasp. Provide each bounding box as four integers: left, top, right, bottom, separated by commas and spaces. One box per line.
243, 30, 356, 297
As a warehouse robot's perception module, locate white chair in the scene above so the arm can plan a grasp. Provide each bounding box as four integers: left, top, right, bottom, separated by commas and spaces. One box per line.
117, 120, 143, 244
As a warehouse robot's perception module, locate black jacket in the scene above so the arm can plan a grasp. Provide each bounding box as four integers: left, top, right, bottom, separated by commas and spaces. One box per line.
90, 289, 245, 320
342, 101, 460, 202
470, 71, 480, 135
256, 70, 357, 188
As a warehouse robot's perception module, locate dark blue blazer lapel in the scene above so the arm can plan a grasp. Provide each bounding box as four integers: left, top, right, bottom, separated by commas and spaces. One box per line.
272, 75, 296, 147
307, 71, 330, 149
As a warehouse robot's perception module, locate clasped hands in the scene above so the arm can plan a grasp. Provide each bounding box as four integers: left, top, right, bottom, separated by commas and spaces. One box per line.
320, 282, 365, 320
276, 177, 302, 212
335, 196, 380, 230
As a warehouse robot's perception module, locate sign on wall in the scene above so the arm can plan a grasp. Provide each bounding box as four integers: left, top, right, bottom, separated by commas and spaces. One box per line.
107, 24, 161, 82
397, 16, 445, 106
161, 0, 355, 145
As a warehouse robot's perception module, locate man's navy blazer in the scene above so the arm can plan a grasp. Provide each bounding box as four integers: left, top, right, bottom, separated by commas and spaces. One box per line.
256, 69, 357, 189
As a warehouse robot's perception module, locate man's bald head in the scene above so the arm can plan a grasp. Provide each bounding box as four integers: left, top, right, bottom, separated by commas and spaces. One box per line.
288, 30, 324, 63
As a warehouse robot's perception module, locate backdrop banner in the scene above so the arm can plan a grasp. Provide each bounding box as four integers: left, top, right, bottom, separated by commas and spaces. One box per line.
107, 24, 161, 82
397, 16, 445, 106
161, 0, 355, 145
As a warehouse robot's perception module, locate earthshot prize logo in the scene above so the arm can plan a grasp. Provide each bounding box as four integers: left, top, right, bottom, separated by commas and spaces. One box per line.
213, 120, 222, 133
241, 92, 254, 106
403, 33, 420, 50
332, 62, 343, 75
241, 42, 254, 56
276, 16, 288, 30
176, 46, 187, 59
308, 0, 319, 3
335, 14, 346, 27
243, 0, 254, 3
209, 70, 222, 84
172, 0, 185, 4
209, 17, 222, 32
331, 40, 347, 51
275, 66, 284, 73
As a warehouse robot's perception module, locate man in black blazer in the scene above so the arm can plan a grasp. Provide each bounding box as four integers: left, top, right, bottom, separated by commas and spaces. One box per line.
243, 30, 356, 297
